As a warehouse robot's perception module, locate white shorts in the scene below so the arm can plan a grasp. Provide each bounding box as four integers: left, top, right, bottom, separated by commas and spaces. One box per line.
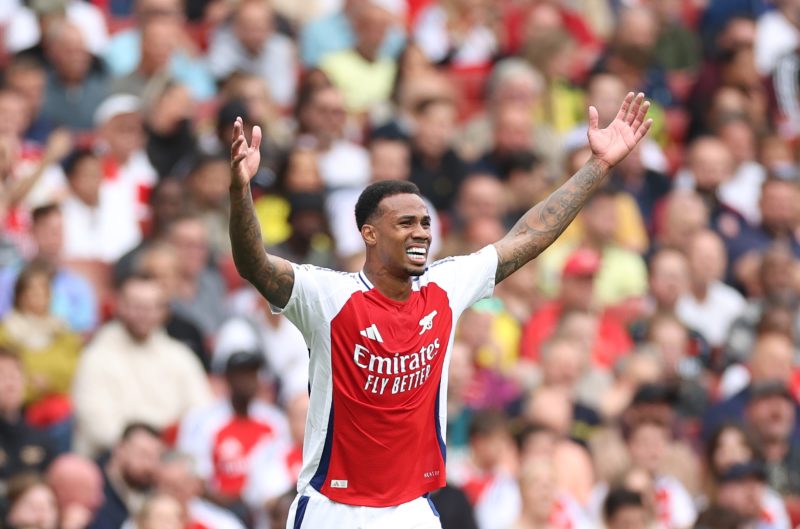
286, 487, 442, 529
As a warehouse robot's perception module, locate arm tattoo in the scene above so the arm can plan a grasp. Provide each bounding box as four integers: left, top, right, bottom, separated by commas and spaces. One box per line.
229, 183, 295, 308
494, 157, 610, 283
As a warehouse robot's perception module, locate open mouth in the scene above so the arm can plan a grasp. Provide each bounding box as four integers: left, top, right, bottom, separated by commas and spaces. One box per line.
406, 247, 427, 264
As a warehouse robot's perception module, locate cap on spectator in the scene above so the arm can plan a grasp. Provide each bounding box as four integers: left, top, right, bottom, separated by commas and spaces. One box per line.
368, 0, 406, 17
94, 94, 141, 126
749, 380, 793, 402
717, 461, 767, 483
224, 350, 264, 373
562, 248, 601, 278
31, 0, 68, 14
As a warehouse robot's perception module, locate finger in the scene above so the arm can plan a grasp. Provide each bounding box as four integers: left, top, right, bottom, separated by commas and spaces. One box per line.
615, 92, 635, 122
231, 136, 245, 157
627, 93, 644, 125
634, 118, 653, 142
588, 106, 599, 130
250, 125, 262, 153
631, 100, 650, 131
232, 118, 242, 143
233, 152, 248, 165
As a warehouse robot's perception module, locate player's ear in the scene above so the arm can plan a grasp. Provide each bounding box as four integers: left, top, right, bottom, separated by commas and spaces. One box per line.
362, 224, 377, 246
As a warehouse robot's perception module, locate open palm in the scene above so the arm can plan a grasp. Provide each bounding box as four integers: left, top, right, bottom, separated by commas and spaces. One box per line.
230, 116, 262, 189
588, 92, 652, 168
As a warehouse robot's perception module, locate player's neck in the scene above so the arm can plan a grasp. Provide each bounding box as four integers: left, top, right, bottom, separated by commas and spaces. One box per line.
363, 265, 413, 302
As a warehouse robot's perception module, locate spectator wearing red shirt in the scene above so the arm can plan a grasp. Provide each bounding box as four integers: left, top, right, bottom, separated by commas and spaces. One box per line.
520, 248, 633, 370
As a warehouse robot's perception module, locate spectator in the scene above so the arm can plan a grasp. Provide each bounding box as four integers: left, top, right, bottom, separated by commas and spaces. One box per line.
509, 457, 593, 529
165, 214, 227, 338
294, 85, 370, 189
0, 261, 82, 436
704, 424, 791, 529
207, 0, 297, 108
474, 102, 545, 180
4, 0, 108, 57
714, 116, 766, 225
5, 57, 53, 145
447, 410, 520, 529
414, 0, 497, 66
456, 58, 550, 164
641, 248, 691, 320
726, 243, 800, 366
713, 462, 776, 529
676, 230, 746, 349
299, 0, 405, 68
703, 332, 799, 440
60, 149, 141, 263
744, 381, 800, 497
521, 248, 634, 370
88, 423, 165, 529
320, 0, 401, 115
4, 473, 60, 529
156, 452, 245, 529
408, 96, 468, 212
439, 173, 506, 258
176, 350, 290, 516
0, 348, 56, 490
46, 454, 104, 529
593, 6, 673, 108
39, 21, 108, 131
654, 190, 709, 255
103, 0, 215, 100
72, 275, 211, 456
94, 94, 158, 224
0, 204, 98, 333
134, 241, 210, 371
623, 418, 698, 529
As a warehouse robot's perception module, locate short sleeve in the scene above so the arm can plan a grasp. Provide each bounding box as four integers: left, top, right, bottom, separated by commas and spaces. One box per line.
269, 264, 355, 340
426, 245, 498, 315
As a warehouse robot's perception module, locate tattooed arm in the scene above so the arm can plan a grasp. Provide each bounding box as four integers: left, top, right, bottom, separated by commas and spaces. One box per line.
229, 117, 295, 308
494, 92, 653, 283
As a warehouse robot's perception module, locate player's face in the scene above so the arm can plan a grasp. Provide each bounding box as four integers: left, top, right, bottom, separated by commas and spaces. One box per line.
371, 194, 432, 277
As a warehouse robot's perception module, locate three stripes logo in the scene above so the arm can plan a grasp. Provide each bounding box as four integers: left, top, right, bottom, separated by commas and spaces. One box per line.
359, 324, 384, 343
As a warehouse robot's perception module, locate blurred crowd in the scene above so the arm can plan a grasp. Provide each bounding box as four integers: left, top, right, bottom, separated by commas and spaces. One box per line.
2, 0, 800, 528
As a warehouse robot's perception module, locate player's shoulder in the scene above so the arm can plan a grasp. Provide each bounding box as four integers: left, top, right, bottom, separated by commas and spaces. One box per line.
423, 245, 498, 277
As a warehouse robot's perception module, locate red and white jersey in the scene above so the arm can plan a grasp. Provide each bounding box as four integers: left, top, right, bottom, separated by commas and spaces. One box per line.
176, 399, 290, 497
273, 245, 498, 507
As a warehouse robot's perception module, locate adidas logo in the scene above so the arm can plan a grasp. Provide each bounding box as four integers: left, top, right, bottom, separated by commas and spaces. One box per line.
359, 324, 384, 343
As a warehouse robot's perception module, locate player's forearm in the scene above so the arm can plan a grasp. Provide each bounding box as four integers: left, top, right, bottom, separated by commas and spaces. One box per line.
494, 157, 610, 282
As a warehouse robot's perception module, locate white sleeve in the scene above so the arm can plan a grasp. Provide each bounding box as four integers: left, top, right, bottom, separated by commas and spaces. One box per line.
668, 479, 698, 529
270, 264, 355, 340
425, 245, 498, 315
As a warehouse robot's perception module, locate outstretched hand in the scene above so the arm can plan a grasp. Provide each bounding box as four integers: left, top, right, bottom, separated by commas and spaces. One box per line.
588, 92, 652, 169
230, 117, 262, 189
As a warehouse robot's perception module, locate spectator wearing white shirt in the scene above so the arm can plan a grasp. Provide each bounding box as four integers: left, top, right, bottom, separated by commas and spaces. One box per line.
61, 149, 141, 263
677, 230, 746, 349
206, 0, 298, 109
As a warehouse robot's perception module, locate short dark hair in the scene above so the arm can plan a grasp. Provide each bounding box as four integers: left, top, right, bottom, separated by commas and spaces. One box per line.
468, 409, 508, 440
13, 260, 55, 309
120, 422, 161, 442
603, 488, 644, 522
31, 203, 60, 224
62, 148, 98, 178
354, 180, 421, 230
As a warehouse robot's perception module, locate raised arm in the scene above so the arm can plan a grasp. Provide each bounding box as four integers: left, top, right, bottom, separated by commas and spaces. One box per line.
229, 117, 295, 308
494, 92, 652, 283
